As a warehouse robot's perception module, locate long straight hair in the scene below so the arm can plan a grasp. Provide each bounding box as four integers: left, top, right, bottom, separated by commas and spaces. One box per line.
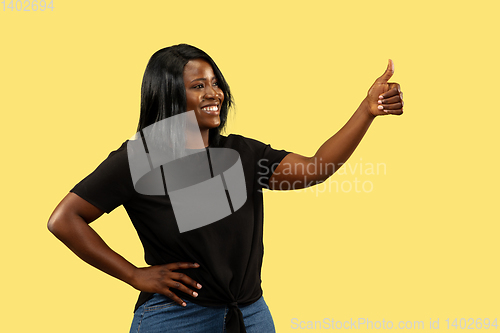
136, 44, 233, 157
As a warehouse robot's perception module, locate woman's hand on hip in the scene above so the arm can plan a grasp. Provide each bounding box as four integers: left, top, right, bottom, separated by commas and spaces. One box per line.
131, 262, 203, 307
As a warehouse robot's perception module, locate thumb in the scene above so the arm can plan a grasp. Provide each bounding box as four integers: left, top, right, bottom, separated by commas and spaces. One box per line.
377, 59, 394, 83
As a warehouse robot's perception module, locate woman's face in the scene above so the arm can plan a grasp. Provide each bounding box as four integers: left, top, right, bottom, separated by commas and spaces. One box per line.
183, 59, 224, 132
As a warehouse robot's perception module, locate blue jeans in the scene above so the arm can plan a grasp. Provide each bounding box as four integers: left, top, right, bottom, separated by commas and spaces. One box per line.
129, 293, 276, 332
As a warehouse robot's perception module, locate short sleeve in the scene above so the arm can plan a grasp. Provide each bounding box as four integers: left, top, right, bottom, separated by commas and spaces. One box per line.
236, 135, 291, 190
70, 141, 135, 214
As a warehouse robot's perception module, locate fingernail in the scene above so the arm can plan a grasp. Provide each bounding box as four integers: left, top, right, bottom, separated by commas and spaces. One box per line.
197, 283, 202, 289
384, 109, 389, 113
378, 95, 383, 99
378, 105, 383, 110
193, 292, 198, 297
182, 302, 187, 307
378, 100, 382, 104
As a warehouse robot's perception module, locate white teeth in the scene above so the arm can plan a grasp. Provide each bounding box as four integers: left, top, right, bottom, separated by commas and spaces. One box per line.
202, 106, 218, 111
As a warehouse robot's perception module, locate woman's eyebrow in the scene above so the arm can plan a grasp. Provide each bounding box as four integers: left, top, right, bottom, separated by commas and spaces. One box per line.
190, 78, 206, 83
190, 77, 216, 83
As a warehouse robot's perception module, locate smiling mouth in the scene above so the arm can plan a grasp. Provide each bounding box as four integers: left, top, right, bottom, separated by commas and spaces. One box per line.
201, 105, 219, 114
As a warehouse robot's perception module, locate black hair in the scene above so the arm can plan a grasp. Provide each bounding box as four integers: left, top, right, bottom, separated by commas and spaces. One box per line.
137, 44, 233, 151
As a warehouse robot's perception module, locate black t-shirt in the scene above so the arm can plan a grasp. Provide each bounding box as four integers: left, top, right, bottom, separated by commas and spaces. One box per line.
70, 133, 290, 332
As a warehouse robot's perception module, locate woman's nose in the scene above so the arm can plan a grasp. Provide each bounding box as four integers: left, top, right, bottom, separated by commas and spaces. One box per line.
204, 85, 221, 100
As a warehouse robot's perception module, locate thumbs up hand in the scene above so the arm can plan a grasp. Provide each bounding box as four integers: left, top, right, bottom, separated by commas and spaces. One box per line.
365, 59, 403, 116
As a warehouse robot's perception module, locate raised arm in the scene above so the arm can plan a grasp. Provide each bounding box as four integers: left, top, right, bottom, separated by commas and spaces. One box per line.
47, 193, 202, 306
268, 59, 403, 190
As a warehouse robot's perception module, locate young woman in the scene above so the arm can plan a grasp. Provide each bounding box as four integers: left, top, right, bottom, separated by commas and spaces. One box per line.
48, 44, 403, 333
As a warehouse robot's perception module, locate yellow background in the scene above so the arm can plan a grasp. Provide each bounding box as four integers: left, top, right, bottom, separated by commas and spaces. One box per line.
1, 0, 499, 332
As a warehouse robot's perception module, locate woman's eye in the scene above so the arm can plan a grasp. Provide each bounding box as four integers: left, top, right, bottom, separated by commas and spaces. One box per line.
193, 84, 203, 89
